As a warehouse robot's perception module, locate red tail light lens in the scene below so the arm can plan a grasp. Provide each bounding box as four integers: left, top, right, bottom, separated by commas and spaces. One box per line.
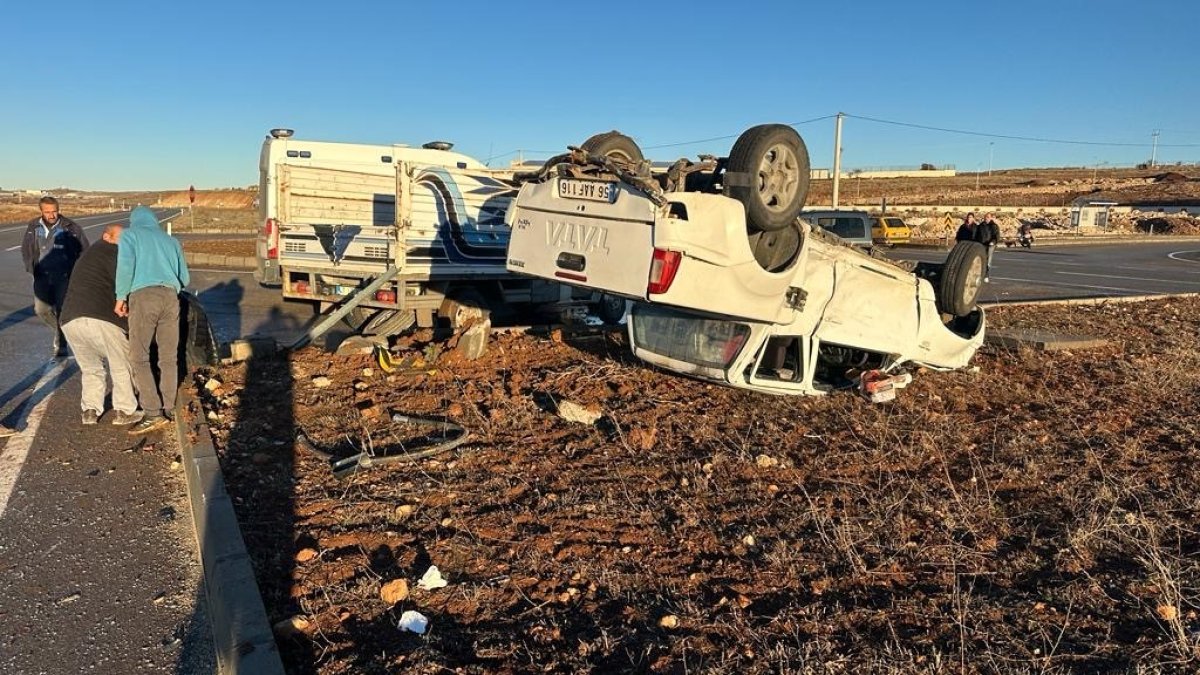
292, 280, 310, 295
374, 289, 397, 303
264, 218, 279, 259
647, 249, 682, 295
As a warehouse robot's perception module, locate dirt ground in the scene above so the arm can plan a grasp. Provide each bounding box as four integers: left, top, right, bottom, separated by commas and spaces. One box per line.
807, 168, 1200, 209
180, 236, 256, 258
191, 298, 1200, 674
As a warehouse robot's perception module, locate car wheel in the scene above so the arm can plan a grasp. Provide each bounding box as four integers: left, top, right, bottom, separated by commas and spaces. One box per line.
937, 241, 986, 316
726, 124, 810, 232
345, 308, 416, 336
595, 294, 629, 325
438, 289, 491, 330
580, 131, 644, 164
748, 221, 802, 272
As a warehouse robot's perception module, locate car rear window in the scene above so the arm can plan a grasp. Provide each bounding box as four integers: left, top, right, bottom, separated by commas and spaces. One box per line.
885, 218, 906, 229
815, 217, 867, 240
631, 305, 750, 370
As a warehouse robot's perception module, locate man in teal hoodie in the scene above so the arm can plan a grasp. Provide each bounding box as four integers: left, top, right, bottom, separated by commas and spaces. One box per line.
114, 206, 190, 434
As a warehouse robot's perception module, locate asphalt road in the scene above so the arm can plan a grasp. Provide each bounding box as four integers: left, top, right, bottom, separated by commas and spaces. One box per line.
0, 220, 1197, 673
889, 240, 1200, 303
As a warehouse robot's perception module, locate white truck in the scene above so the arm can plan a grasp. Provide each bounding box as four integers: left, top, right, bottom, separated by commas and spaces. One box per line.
255, 129, 624, 335
504, 124, 986, 395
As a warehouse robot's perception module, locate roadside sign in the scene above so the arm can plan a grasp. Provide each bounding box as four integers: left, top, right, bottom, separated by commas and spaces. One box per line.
189, 185, 196, 204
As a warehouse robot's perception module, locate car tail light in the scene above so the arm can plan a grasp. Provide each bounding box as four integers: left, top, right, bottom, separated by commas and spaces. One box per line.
647, 249, 682, 295
292, 280, 310, 295
264, 218, 279, 259
722, 332, 747, 364
374, 289, 397, 303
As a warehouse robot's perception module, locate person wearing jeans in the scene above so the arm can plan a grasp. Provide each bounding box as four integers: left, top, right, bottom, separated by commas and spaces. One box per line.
114, 206, 190, 435
60, 223, 141, 426
21, 196, 88, 358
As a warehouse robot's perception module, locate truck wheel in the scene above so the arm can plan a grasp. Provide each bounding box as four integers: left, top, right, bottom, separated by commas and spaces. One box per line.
748, 221, 802, 272
937, 241, 986, 316
439, 289, 491, 331
594, 294, 629, 325
581, 131, 644, 164
345, 308, 416, 336
726, 124, 810, 232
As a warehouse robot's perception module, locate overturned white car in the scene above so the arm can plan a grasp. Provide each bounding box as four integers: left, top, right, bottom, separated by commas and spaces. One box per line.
505, 125, 986, 395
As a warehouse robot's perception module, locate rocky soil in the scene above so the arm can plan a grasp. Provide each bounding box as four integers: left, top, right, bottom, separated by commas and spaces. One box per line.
191, 298, 1200, 674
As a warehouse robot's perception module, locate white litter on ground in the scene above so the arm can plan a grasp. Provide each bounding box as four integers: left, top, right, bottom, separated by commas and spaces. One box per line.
398, 610, 429, 634
418, 566, 448, 590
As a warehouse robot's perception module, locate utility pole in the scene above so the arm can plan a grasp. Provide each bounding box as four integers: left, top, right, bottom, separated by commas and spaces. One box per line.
1151, 130, 1160, 167
988, 142, 994, 177
831, 112, 844, 208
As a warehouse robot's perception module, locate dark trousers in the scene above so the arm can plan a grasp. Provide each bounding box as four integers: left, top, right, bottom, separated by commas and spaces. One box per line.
128, 286, 180, 418
32, 271, 70, 353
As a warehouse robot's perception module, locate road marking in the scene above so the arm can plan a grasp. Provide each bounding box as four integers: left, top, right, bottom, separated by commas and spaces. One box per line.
991, 276, 1150, 295
4, 245, 18, 252
1056, 270, 1200, 286
189, 268, 254, 274
1167, 250, 1200, 263
0, 360, 70, 519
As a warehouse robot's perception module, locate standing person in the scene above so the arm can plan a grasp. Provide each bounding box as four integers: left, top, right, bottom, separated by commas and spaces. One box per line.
60, 223, 142, 426
114, 206, 189, 434
976, 212, 1002, 281
21, 196, 89, 358
955, 212, 977, 242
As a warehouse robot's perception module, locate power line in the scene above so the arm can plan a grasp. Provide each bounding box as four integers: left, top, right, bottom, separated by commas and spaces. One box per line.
844, 113, 1200, 148
642, 115, 837, 150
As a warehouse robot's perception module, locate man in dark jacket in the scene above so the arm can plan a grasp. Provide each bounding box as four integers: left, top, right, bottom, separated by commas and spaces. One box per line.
60, 224, 142, 426
21, 196, 89, 358
975, 213, 1002, 281
955, 212, 977, 242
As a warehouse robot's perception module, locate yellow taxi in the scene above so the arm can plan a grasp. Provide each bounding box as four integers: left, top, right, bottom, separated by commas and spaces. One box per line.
870, 215, 912, 244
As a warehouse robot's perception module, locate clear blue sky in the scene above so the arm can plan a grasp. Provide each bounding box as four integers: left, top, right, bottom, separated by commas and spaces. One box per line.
1, 0, 1197, 191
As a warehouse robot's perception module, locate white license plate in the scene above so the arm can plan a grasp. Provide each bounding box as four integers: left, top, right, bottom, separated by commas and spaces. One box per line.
558, 178, 616, 203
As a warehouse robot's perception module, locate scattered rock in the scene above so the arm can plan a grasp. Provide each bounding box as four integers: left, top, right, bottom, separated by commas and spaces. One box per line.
335, 335, 387, 356
395, 504, 416, 519
353, 379, 369, 391
204, 378, 222, 392
380, 579, 409, 605
295, 548, 319, 563
742, 534, 757, 547
311, 376, 332, 388
361, 368, 374, 378
57, 592, 81, 605
658, 615, 680, 629
557, 400, 602, 425
356, 400, 380, 419
273, 615, 311, 637
454, 319, 492, 360
755, 454, 778, 469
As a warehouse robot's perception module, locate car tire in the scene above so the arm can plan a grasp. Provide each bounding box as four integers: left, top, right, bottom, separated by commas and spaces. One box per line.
345, 308, 416, 336
748, 221, 802, 272
438, 289, 491, 330
594, 293, 629, 325
726, 124, 810, 232
580, 131, 644, 164
937, 241, 986, 316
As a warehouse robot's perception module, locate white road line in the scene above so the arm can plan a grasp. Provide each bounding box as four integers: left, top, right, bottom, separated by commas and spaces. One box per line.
0, 361, 69, 519
4, 245, 18, 252
1167, 250, 1200, 263
991, 276, 1150, 294
1056, 270, 1200, 286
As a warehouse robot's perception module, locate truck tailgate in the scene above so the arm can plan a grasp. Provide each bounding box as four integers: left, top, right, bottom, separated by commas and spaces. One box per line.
506, 178, 658, 300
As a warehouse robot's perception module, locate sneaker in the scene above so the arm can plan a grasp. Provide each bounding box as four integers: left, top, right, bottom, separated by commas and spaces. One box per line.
128, 415, 171, 435
111, 410, 145, 426
81, 410, 100, 425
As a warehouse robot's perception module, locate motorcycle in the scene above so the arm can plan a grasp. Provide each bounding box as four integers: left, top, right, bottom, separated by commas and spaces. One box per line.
1016, 230, 1033, 248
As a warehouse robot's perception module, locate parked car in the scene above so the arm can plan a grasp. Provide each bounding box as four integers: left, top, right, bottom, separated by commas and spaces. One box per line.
505, 124, 986, 395
801, 209, 875, 250
870, 214, 912, 244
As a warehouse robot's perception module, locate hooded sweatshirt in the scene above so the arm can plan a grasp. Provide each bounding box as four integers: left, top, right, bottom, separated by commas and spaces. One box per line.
115, 206, 190, 300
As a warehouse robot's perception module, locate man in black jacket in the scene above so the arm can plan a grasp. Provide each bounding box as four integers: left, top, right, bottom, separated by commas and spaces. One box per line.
975, 213, 1002, 282
21, 196, 89, 358
60, 224, 141, 426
